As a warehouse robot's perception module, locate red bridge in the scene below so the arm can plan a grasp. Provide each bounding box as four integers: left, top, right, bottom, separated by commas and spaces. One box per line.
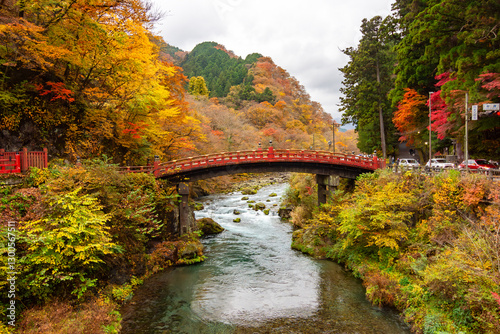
2, 147, 384, 236
131, 148, 384, 234
125, 148, 385, 182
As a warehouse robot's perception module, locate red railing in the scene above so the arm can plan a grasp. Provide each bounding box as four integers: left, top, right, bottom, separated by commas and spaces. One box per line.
0, 148, 48, 173
151, 149, 384, 178
0, 147, 384, 177
0, 153, 21, 174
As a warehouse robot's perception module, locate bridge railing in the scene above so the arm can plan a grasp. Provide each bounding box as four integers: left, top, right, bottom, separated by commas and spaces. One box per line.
0, 153, 21, 174
390, 165, 500, 180
153, 149, 383, 178
0, 148, 48, 173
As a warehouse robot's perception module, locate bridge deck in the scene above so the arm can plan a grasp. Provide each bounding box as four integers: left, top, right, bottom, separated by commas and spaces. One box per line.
124, 149, 384, 181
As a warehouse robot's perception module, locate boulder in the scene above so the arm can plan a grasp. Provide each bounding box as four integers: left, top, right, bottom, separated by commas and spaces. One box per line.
253, 202, 266, 211
197, 217, 224, 235
278, 206, 293, 219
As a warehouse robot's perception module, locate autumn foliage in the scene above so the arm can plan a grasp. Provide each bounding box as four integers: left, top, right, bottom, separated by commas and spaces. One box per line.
288, 170, 500, 333
393, 88, 427, 144
0, 1, 349, 166
0, 1, 203, 164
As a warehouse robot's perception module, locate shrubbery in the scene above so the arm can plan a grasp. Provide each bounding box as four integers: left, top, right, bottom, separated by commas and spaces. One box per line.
0, 158, 202, 332
287, 170, 500, 333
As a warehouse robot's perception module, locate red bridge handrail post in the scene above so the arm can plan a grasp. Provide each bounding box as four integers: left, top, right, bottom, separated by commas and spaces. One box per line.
268, 146, 274, 159
22, 147, 28, 172
43, 148, 48, 168
14, 154, 21, 173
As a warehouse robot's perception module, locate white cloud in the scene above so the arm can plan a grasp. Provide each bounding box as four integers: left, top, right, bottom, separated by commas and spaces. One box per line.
150, 0, 394, 123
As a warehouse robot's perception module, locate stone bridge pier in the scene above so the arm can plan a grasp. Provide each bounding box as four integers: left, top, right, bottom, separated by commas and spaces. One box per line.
316, 174, 340, 206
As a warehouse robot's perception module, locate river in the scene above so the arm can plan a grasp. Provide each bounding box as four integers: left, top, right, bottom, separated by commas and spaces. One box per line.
120, 182, 411, 333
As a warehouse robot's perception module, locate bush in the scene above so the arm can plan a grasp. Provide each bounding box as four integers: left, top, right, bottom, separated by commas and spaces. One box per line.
19, 188, 122, 301
288, 169, 500, 333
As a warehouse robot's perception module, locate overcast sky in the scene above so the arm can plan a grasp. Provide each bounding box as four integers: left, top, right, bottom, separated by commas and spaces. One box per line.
150, 0, 394, 124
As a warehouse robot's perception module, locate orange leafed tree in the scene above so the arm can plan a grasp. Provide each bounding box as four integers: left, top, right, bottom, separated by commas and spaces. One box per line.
0, 0, 208, 164
393, 88, 427, 145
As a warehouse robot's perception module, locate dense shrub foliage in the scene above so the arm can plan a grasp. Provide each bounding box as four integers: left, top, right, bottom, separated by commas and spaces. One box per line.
0, 159, 206, 332
287, 171, 500, 333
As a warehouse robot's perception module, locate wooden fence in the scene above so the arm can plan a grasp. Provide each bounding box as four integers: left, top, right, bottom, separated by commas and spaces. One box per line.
0, 148, 48, 173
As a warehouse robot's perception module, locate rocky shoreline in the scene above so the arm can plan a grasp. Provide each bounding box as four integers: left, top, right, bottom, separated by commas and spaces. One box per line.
229, 172, 291, 193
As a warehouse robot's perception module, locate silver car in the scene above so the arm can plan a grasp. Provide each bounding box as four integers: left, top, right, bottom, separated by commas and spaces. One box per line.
426, 158, 455, 169
398, 158, 420, 168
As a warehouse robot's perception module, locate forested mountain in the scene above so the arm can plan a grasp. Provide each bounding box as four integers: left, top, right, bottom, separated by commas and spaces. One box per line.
180, 41, 259, 98
180, 46, 338, 155
340, 0, 500, 161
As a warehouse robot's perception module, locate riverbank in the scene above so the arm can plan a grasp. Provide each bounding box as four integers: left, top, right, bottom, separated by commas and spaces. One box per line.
0, 160, 222, 333
286, 170, 500, 333
191, 172, 290, 197
7, 169, 292, 333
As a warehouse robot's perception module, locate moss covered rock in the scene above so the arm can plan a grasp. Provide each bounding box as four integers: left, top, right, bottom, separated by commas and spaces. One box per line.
176, 240, 205, 265
178, 241, 202, 259
253, 202, 266, 211
193, 202, 204, 211
241, 187, 258, 195
197, 217, 224, 235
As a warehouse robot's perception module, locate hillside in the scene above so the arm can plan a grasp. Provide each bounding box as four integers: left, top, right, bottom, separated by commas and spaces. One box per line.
0, 5, 356, 164
170, 41, 353, 156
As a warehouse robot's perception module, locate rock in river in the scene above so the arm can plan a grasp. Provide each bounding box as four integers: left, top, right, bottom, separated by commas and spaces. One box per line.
197, 217, 224, 235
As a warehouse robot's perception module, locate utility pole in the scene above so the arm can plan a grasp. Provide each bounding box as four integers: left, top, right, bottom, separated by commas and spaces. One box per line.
332, 121, 340, 153
429, 92, 433, 167
465, 92, 469, 171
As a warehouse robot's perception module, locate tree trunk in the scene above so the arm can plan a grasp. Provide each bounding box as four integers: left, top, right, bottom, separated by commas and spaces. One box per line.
375, 55, 387, 160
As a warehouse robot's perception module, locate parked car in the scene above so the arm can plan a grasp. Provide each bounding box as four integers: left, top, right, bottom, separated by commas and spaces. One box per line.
458, 159, 496, 170
425, 158, 455, 169
398, 158, 420, 168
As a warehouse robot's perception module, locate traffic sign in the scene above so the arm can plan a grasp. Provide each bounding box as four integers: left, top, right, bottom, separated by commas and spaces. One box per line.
471, 105, 478, 120
483, 103, 500, 111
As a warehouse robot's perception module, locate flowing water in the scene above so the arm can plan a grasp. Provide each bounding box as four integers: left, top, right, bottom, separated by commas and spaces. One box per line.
121, 182, 411, 333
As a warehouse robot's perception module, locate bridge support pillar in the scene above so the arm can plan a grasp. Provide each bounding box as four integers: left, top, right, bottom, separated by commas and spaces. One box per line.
316, 174, 328, 205
177, 182, 190, 235
316, 175, 340, 205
